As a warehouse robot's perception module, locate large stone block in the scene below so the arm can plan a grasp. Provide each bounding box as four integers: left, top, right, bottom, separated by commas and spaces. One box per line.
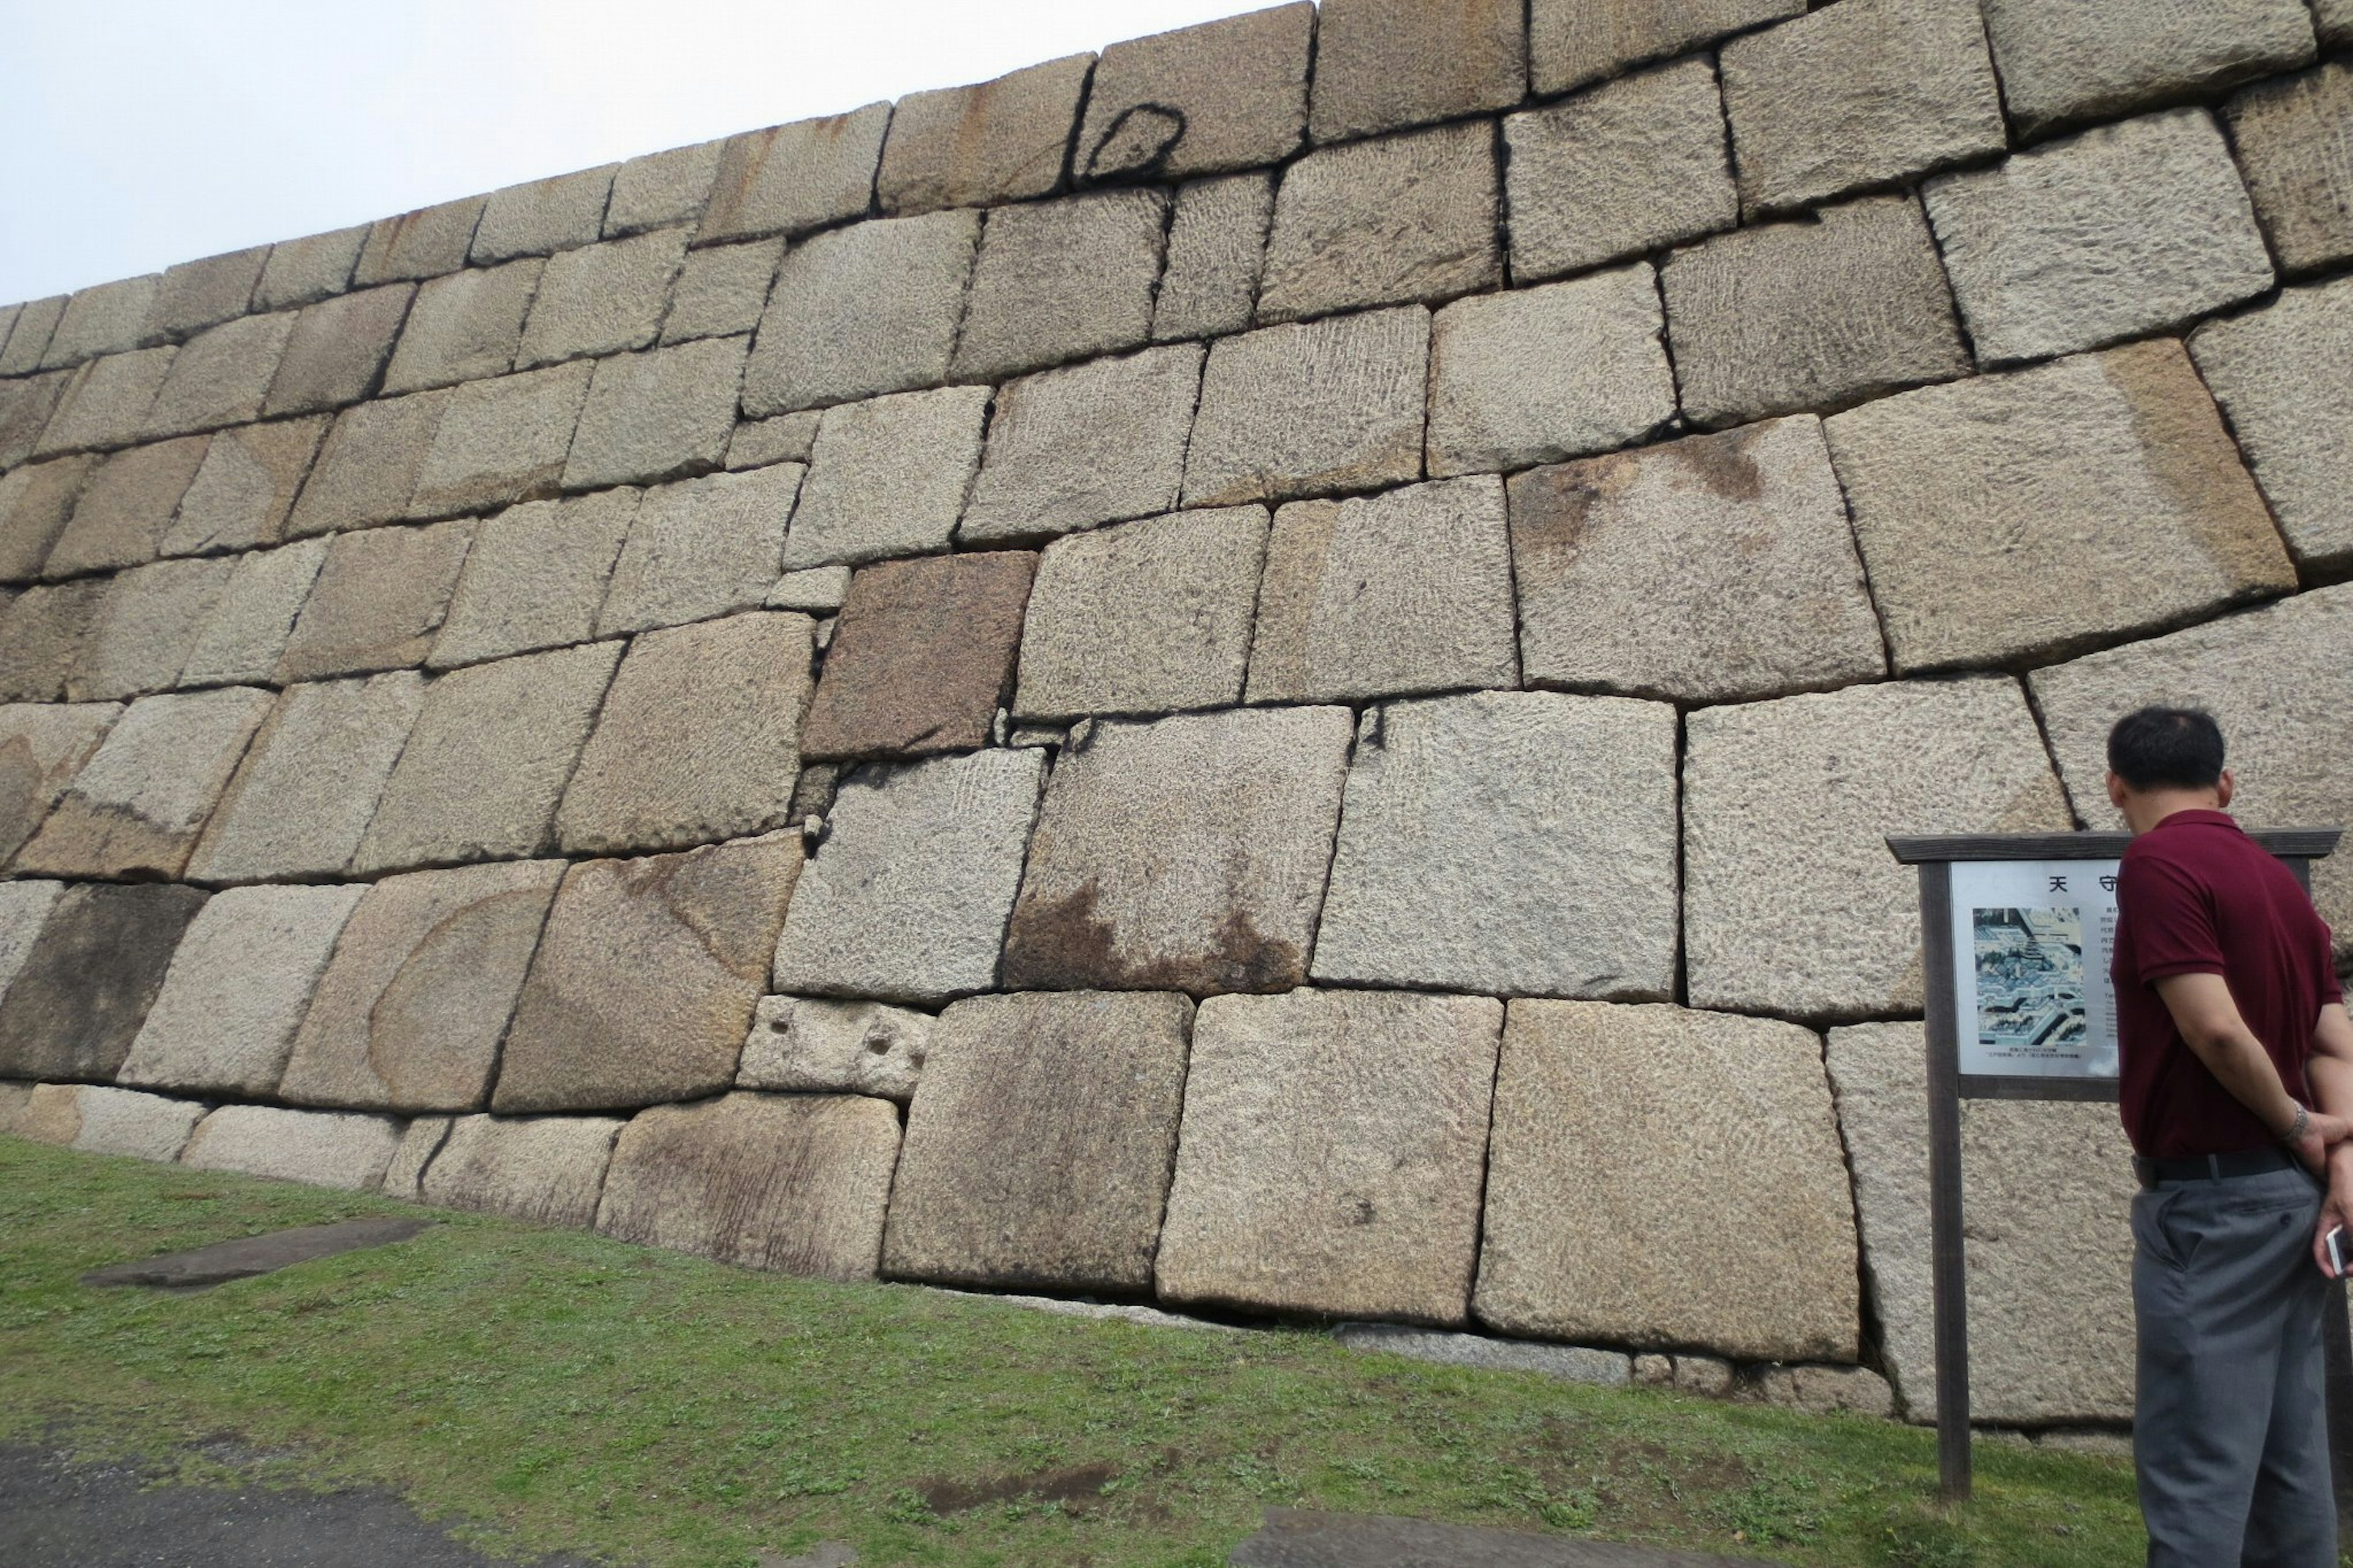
1182, 307, 1428, 507
1013, 506, 1267, 721
771, 748, 1045, 1004
143, 247, 269, 344
799, 553, 1033, 760
178, 538, 328, 688
255, 224, 369, 312
353, 196, 486, 286
1504, 60, 1737, 284
279, 860, 565, 1113
737, 994, 930, 1101
697, 105, 892, 243
7, 1084, 207, 1162
380, 259, 541, 395
72, 556, 235, 702
598, 464, 801, 634
1720, 0, 2007, 216
162, 417, 330, 556
0, 702, 118, 865
406, 362, 591, 518
36, 347, 177, 456
471, 164, 617, 263
1001, 706, 1351, 994
179, 1104, 403, 1191
517, 230, 685, 368
428, 490, 637, 668
494, 832, 801, 1112
353, 640, 621, 874
275, 518, 476, 683
1532, 0, 1803, 96
419, 1113, 621, 1229
1824, 340, 2292, 672
2029, 583, 2353, 961
42, 276, 160, 369
186, 672, 425, 883
17, 686, 272, 880
2225, 63, 2353, 278
1156, 987, 1501, 1323
1309, 0, 1524, 143
1313, 692, 1678, 999
0, 456, 88, 580
1244, 477, 1517, 704
283, 390, 447, 537
879, 54, 1092, 214
1982, 0, 2315, 141
1828, 1021, 2135, 1424
1662, 194, 1968, 428
1477, 1001, 1859, 1363
0, 369, 69, 472
562, 334, 745, 490
883, 990, 1192, 1292
781, 387, 987, 569
0, 879, 60, 999
1259, 123, 1499, 325
1079, 5, 1311, 182
1925, 109, 2275, 367
741, 211, 979, 415
596, 1093, 902, 1279
1425, 267, 1675, 478
0, 881, 208, 1082
661, 239, 783, 345
140, 312, 297, 439
1509, 416, 1887, 703
1683, 676, 2071, 1019
118, 884, 365, 1097
0, 296, 67, 377
559, 611, 813, 854
44, 434, 208, 577
952, 190, 1167, 381
960, 345, 1202, 545
2190, 278, 2353, 572
1153, 173, 1275, 343
0, 581, 105, 703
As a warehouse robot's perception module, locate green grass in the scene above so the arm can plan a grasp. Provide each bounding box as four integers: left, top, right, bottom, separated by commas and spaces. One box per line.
0, 1137, 2141, 1567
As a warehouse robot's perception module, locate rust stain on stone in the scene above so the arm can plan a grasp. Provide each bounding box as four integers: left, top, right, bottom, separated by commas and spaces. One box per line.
1002, 879, 1304, 995
1671, 423, 1768, 502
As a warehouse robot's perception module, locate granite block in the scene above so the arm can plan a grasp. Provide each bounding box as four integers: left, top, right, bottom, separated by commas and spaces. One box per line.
381, 259, 542, 395
186, 672, 425, 882
1153, 173, 1276, 342
697, 105, 893, 243
16, 686, 273, 880
660, 238, 783, 344
284, 390, 448, 537
877, 55, 1093, 214
1259, 123, 1501, 324
178, 537, 329, 688
275, 518, 476, 682
354, 196, 487, 286
1181, 306, 1429, 507
741, 210, 979, 415
472, 165, 619, 262
781, 387, 987, 569
960, 344, 1202, 545
0, 881, 209, 1083
1079, 4, 1313, 182
141, 312, 297, 438
1309, 0, 1526, 143
597, 463, 801, 634
263, 284, 412, 417
517, 229, 686, 368
406, 362, 591, 518
799, 552, 1034, 760
561, 333, 745, 490
43, 434, 208, 577
162, 417, 330, 556
429, 488, 638, 667
951, 189, 1167, 381
0, 702, 119, 866
256, 224, 370, 311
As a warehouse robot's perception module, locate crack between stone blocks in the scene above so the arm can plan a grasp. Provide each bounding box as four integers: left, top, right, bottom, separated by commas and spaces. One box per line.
1819, 1029, 1903, 1412
1672, 706, 1691, 1010
403, 1112, 459, 1203
1455, 998, 1509, 1336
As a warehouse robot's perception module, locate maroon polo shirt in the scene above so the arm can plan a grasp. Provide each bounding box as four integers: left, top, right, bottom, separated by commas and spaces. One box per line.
2113, 809, 2342, 1158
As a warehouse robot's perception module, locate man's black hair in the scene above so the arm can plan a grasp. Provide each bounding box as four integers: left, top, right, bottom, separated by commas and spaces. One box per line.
2107, 706, 2226, 792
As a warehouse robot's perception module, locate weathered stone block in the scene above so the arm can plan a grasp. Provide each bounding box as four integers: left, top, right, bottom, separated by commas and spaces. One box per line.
697, 105, 893, 243
1259, 123, 1499, 325
256, 224, 370, 312
1425, 268, 1675, 477
279, 860, 565, 1113
799, 554, 1033, 760
162, 417, 329, 555
1182, 307, 1428, 507
380, 259, 540, 395
960, 346, 1200, 545
741, 211, 979, 415
1080, 5, 1311, 183
141, 312, 296, 439
1509, 417, 1885, 703
472, 165, 618, 263
766, 566, 849, 612
42, 276, 161, 369
2321, 0, 2353, 48
1504, 59, 1737, 284
275, 518, 476, 683
179, 1104, 402, 1191
284, 390, 447, 537
0, 881, 208, 1082
1721, 0, 2007, 216
518, 230, 685, 368
2190, 278, 2353, 571
0, 457, 89, 582
1745, 1365, 1897, 1418
17, 686, 273, 880
727, 411, 819, 471
1014, 506, 1266, 721
879, 55, 1093, 214
42, 434, 208, 577
186, 672, 424, 882
781, 387, 987, 569
737, 994, 930, 1101
143, 247, 268, 344
1314, 693, 1678, 999
661, 239, 783, 344
379, 1116, 448, 1200
771, 748, 1045, 1004
178, 538, 328, 688
1682, 677, 2071, 1019
1002, 706, 1351, 994
883, 990, 1191, 1292
354, 197, 485, 286
419, 1113, 621, 1228
1337, 1324, 1633, 1385
1663, 194, 1968, 428
561, 333, 745, 490
9, 1084, 207, 1162
1245, 477, 1517, 703
118, 884, 365, 1097
406, 362, 591, 518
596, 1093, 901, 1279
1309, 0, 1524, 143
1476, 1001, 1858, 1361
1531, 0, 1804, 96
2225, 63, 2353, 276
952, 189, 1167, 381
494, 832, 800, 1112
1925, 109, 2275, 366
1981, 0, 2315, 141
598, 463, 801, 634
1824, 340, 2292, 672
0, 581, 106, 703
0, 296, 66, 377
607, 138, 722, 238
0, 879, 59, 999
430, 490, 637, 668
0, 702, 118, 865
1153, 173, 1275, 343
72, 557, 235, 702
1828, 1021, 2135, 1424
1157, 987, 1500, 1323
0, 371, 69, 472
354, 640, 621, 874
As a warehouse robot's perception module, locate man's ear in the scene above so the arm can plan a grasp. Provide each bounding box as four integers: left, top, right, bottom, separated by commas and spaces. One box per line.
2107, 771, 2131, 813
2216, 770, 2235, 809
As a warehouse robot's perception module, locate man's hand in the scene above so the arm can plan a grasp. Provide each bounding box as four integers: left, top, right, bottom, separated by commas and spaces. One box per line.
2287, 1108, 2353, 1175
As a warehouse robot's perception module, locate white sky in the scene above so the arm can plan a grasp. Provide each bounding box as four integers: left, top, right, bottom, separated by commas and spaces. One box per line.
0, 0, 1272, 304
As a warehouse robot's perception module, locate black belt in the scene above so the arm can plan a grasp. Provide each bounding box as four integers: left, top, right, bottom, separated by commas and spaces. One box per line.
2134, 1147, 2300, 1189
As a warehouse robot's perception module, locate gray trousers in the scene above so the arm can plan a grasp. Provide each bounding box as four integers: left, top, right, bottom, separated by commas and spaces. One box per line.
2134, 1165, 2335, 1568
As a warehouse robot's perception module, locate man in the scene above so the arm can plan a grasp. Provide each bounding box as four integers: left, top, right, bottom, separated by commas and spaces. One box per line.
2108, 705, 2353, 1566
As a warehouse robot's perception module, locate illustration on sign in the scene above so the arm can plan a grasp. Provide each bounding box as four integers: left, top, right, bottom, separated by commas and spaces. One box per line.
1948, 860, 2122, 1080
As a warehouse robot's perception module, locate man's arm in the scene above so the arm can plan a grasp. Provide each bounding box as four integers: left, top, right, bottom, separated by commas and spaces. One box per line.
2152, 972, 2353, 1171
2309, 1004, 2353, 1270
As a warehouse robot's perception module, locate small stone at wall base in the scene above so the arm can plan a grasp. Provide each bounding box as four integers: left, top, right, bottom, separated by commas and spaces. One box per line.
1334, 1324, 1634, 1388
380, 1116, 451, 1201
180, 1104, 404, 1191
1743, 1365, 1897, 1420
737, 994, 930, 1102
4, 1083, 207, 1162
420, 1113, 623, 1229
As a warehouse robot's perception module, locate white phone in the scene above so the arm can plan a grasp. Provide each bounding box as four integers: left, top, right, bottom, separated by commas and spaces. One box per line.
2328, 1226, 2351, 1279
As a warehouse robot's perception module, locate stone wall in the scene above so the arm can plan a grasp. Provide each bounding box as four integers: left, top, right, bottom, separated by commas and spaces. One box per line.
2, 0, 2351, 1429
